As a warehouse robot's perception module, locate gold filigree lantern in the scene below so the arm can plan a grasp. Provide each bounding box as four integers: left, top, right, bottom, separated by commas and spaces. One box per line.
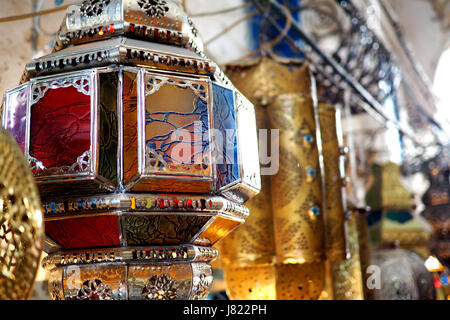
1, 0, 261, 300
221, 56, 327, 300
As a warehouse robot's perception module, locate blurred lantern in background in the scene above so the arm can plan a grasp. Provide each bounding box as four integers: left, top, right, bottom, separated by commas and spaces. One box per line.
422, 162, 450, 269
222, 56, 327, 300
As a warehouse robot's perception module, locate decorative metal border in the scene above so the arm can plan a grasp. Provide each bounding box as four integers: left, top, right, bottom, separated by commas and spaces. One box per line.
42, 245, 218, 270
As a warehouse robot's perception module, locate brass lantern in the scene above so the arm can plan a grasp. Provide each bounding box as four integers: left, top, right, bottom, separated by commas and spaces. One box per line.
221, 56, 327, 300
1, 0, 261, 300
366, 162, 431, 257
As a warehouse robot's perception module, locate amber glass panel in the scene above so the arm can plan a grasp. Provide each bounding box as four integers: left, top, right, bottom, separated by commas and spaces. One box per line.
196, 216, 242, 245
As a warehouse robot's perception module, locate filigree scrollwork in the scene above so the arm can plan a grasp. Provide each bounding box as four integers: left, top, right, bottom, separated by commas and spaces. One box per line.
137, 0, 170, 18
32, 77, 90, 105
141, 274, 178, 300
80, 0, 111, 17
145, 77, 208, 102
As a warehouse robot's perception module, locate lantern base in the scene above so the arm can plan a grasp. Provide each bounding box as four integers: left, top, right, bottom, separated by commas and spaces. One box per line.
43, 245, 216, 300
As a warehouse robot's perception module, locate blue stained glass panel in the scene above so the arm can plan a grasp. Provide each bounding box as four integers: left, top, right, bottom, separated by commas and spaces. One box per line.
212, 84, 239, 189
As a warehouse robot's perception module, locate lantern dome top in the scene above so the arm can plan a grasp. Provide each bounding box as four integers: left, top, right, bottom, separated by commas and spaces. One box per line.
53, 0, 203, 53
21, 0, 231, 84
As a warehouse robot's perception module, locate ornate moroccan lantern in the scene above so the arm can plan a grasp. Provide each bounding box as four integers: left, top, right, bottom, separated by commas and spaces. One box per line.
1, 0, 261, 300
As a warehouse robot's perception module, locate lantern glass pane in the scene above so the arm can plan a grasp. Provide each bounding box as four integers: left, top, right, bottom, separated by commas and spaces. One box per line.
30, 82, 91, 172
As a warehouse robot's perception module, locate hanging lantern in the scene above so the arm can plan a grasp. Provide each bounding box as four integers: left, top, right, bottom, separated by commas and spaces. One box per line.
364, 162, 436, 300
221, 56, 326, 300
316, 102, 367, 300
1, 0, 261, 300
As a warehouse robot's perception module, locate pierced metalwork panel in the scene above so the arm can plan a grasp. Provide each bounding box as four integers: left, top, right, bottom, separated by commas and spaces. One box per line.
124, 69, 213, 193
57, 0, 194, 50
65, 0, 123, 35
0, 130, 43, 300
47, 259, 213, 300
62, 264, 127, 300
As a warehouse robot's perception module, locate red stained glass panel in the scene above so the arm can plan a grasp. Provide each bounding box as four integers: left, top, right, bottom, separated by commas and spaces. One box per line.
30, 85, 91, 170
45, 215, 120, 249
